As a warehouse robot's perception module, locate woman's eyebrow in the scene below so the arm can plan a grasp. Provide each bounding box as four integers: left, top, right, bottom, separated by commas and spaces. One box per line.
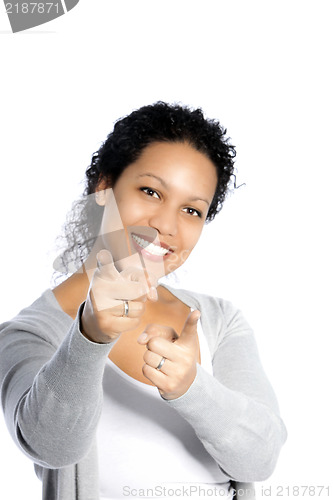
137, 173, 210, 205
137, 173, 167, 188
188, 196, 210, 206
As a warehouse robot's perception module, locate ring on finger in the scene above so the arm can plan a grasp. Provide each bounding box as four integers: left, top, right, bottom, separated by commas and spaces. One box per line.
122, 300, 129, 317
156, 356, 166, 371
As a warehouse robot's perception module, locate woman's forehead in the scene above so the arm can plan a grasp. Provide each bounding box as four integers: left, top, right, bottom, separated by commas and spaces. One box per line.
124, 141, 218, 195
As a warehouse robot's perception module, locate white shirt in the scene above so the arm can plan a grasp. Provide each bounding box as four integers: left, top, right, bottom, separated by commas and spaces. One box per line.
97, 319, 233, 500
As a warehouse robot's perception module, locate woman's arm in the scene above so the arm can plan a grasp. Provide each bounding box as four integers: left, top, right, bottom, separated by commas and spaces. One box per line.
0, 302, 112, 469
0, 250, 159, 469
164, 300, 287, 482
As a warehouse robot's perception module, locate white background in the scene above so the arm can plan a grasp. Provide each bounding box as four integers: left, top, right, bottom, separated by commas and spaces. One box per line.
0, 1, 332, 499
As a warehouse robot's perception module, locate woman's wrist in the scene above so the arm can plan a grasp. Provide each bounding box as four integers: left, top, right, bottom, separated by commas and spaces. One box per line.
79, 302, 103, 344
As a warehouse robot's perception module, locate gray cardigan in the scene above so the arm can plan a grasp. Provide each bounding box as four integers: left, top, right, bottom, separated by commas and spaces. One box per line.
0, 285, 287, 499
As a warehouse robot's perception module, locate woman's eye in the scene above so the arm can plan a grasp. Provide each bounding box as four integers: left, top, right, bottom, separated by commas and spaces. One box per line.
183, 207, 202, 218
140, 187, 160, 199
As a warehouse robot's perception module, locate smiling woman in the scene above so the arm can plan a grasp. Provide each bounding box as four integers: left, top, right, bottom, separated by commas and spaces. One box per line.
98, 141, 218, 276
0, 102, 287, 500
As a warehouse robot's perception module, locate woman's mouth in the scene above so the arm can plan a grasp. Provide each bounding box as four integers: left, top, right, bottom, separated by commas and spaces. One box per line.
131, 233, 173, 260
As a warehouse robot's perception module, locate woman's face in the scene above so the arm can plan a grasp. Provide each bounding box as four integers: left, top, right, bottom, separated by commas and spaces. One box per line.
98, 141, 218, 278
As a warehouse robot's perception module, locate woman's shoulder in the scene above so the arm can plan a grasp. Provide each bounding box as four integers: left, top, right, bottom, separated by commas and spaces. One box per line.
161, 286, 253, 365
161, 283, 239, 317
161, 284, 252, 342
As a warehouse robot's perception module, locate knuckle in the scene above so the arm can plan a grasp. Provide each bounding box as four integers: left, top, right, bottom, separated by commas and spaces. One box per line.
142, 363, 150, 376
136, 302, 145, 314
147, 324, 160, 336
147, 336, 160, 350
143, 350, 150, 363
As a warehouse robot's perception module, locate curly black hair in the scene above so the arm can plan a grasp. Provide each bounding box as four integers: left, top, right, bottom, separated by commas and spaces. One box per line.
85, 101, 236, 222
53, 102, 236, 277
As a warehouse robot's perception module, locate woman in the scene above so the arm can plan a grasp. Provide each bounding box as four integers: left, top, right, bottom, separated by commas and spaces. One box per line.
0, 102, 287, 500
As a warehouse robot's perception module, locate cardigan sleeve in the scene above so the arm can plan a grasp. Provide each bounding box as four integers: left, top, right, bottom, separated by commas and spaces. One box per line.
165, 298, 287, 482
0, 300, 113, 469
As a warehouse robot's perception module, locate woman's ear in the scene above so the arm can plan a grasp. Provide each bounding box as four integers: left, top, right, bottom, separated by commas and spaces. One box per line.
95, 189, 106, 206
95, 178, 110, 206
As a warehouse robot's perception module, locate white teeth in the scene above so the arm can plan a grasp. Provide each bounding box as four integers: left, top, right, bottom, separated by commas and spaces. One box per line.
145, 243, 168, 256
132, 234, 169, 256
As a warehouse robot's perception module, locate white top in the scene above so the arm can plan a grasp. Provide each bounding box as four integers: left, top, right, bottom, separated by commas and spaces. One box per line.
97, 319, 233, 500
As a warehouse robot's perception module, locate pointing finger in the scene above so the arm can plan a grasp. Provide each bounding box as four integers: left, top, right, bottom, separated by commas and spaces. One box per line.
96, 249, 121, 281
137, 325, 179, 345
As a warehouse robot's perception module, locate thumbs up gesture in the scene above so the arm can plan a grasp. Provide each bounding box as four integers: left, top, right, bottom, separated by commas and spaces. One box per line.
137, 311, 201, 400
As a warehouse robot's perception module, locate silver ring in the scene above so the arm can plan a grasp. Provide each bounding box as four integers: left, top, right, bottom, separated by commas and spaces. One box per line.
123, 300, 129, 317
156, 356, 166, 371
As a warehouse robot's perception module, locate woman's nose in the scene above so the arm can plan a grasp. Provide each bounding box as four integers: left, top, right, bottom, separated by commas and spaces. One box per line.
149, 207, 178, 237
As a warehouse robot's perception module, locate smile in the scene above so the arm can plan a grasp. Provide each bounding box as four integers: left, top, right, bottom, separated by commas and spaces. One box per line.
131, 234, 172, 257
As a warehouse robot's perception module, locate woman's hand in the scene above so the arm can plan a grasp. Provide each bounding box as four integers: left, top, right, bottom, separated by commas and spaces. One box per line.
81, 249, 158, 344
137, 311, 201, 400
